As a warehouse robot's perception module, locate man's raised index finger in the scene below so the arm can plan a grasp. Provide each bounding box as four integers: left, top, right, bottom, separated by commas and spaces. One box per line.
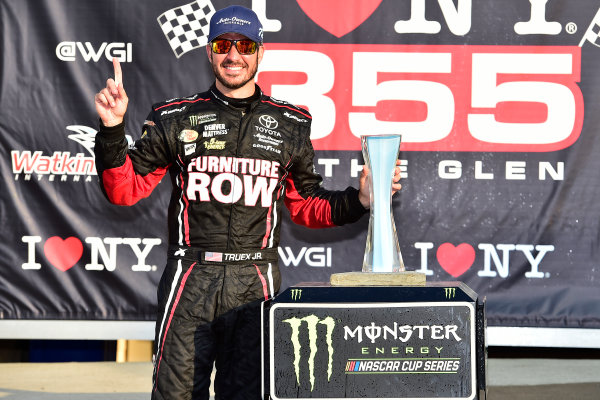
113, 57, 122, 87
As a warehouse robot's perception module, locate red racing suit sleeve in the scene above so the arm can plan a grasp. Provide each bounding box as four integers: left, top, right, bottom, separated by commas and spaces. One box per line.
94, 116, 171, 206
284, 130, 367, 228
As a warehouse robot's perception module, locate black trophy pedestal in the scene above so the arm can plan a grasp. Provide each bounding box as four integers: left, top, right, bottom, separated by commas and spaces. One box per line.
262, 281, 486, 399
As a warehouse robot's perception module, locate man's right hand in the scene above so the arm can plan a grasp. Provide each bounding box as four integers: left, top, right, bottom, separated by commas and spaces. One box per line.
95, 58, 128, 127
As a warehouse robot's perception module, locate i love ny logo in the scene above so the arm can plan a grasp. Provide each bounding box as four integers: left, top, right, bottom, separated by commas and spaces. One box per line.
436, 243, 476, 278
43, 236, 84, 271
21, 235, 162, 272
415, 242, 555, 280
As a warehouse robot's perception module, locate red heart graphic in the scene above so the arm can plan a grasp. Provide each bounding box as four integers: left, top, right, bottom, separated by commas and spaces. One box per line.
44, 236, 83, 271
297, 0, 382, 38
436, 243, 475, 278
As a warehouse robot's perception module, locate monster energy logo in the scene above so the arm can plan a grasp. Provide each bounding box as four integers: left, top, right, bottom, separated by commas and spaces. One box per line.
189, 113, 217, 126
290, 288, 302, 301
282, 315, 335, 391
444, 287, 456, 299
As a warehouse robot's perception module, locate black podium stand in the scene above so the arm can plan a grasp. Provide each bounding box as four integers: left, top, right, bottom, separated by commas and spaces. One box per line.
262, 281, 486, 399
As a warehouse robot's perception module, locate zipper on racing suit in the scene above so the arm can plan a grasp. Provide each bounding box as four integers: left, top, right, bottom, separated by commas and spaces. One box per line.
225, 109, 253, 251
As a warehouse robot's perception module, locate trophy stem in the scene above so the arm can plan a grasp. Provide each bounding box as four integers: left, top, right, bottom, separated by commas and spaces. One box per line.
362, 135, 405, 273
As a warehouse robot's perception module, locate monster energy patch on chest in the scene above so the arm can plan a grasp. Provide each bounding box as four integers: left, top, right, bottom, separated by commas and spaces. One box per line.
268, 302, 476, 399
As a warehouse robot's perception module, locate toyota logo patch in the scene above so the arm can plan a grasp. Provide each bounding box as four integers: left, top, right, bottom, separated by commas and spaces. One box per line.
259, 115, 279, 129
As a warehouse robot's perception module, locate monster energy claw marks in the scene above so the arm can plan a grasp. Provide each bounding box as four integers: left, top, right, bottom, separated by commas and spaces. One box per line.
361, 134, 405, 272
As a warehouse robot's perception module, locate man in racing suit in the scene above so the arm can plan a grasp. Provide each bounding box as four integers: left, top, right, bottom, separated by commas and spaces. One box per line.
94, 5, 400, 400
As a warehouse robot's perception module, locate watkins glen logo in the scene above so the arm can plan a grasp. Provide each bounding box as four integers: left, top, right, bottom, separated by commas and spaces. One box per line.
12, 126, 97, 182
282, 315, 335, 391
11, 125, 133, 183
56, 42, 133, 63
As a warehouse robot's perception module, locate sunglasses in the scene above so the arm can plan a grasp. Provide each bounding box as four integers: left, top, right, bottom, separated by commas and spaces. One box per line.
211, 38, 258, 55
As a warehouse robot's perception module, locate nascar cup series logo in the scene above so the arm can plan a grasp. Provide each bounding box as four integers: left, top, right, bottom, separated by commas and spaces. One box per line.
282, 315, 335, 392
272, 303, 475, 398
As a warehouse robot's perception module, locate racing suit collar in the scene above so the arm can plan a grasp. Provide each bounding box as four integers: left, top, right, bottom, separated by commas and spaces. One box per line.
210, 83, 263, 113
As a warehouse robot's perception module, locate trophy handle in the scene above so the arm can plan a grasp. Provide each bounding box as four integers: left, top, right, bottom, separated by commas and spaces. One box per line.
361, 135, 405, 273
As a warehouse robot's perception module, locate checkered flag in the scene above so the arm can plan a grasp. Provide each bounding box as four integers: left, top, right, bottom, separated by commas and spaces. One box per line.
157, 0, 215, 58
579, 7, 600, 48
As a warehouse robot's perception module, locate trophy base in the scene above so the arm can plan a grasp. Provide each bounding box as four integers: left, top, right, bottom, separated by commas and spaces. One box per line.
330, 271, 426, 287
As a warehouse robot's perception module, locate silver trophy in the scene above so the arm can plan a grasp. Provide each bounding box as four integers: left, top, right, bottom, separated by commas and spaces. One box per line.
361, 134, 405, 273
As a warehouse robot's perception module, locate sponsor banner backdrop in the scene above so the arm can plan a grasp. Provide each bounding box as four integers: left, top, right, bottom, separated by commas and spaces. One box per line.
1, 0, 600, 328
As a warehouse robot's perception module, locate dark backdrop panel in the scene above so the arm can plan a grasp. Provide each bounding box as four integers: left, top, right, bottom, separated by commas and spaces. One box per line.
1, 0, 599, 328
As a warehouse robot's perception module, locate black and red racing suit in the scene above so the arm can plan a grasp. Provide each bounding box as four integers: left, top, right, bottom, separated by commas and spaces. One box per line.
94, 84, 366, 400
